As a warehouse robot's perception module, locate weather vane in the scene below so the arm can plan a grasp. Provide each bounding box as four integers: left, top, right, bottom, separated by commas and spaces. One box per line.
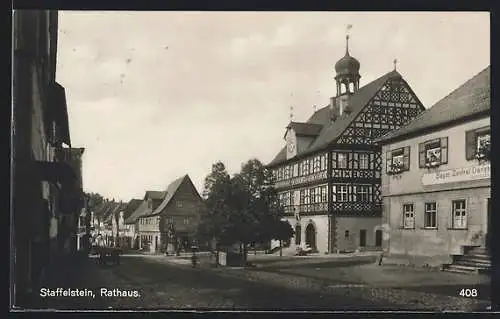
345, 24, 353, 53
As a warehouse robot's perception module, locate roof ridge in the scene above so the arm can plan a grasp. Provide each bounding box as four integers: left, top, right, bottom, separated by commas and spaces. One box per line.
427, 66, 490, 110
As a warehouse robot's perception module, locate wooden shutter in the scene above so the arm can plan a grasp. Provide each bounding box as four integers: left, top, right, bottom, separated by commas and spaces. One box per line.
386, 151, 392, 172
465, 130, 477, 160
440, 137, 448, 164
418, 142, 425, 168
403, 146, 410, 171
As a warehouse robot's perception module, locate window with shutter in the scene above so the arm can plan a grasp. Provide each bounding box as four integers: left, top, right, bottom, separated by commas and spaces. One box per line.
418, 142, 425, 168
440, 137, 448, 164
402, 146, 410, 171
475, 127, 490, 161
388, 148, 404, 174
386, 151, 392, 173
465, 130, 477, 160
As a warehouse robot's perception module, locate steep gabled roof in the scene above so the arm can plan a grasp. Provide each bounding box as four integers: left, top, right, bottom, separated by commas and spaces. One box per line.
146, 175, 200, 217
144, 191, 166, 201
269, 70, 401, 166
124, 200, 150, 224
375, 66, 490, 144
123, 199, 143, 220
287, 122, 323, 137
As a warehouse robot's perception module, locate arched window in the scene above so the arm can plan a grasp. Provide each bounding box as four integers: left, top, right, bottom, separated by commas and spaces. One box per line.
345, 230, 350, 239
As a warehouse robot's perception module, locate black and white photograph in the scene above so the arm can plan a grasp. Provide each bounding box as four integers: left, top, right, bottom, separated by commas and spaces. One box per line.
11, 10, 492, 312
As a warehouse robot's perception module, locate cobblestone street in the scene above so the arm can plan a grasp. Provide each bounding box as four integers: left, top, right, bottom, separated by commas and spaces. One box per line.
38, 254, 490, 311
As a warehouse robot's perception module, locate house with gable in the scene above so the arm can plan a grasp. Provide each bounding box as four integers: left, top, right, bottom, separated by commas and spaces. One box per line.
374, 66, 490, 271
90, 200, 113, 245
137, 175, 204, 254
119, 199, 143, 249
125, 190, 166, 251
267, 35, 427, 254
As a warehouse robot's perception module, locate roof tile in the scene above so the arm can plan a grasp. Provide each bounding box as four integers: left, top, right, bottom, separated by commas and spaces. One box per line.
269, 70, 400, 166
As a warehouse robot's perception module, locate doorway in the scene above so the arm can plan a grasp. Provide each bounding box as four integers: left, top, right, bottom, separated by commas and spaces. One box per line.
305, 223, 316, 251
375, 229, 382, 247
295, 224, 301, 245
359, 229, 367, 248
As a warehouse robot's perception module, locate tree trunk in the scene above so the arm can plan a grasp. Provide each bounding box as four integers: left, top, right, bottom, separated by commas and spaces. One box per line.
242, 242, 248, 266
279, 240, 283, 257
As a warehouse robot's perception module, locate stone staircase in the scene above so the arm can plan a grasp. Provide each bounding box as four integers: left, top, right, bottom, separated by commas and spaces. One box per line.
442, 246, 491, 274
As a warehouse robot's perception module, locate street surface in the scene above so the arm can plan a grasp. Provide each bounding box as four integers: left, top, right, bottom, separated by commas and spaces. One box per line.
38, 253, 490, 311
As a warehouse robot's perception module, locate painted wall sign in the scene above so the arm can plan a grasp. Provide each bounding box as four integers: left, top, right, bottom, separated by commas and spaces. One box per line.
275, 171, 328, 189
421, 164, 490, 186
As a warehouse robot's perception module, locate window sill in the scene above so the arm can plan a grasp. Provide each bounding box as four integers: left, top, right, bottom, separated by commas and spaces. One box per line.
420, 227, 438, 230
398, 227, 416, 230
446, 227, 468, 231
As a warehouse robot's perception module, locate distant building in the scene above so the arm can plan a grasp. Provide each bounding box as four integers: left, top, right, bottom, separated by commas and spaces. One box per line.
126, 190, 166, 251
119, 199, 142, 249
375, 66, 490, 268
137, 175, 204, 254
267, 36, 425, 254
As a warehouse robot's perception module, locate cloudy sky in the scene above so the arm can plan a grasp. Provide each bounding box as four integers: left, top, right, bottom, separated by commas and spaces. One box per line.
56, 11, 490, 201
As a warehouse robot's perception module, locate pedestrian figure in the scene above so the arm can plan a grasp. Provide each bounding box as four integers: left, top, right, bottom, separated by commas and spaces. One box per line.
378, 251, 384, 266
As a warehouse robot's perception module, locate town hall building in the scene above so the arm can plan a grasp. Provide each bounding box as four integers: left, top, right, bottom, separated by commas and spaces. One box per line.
267, 35, 426, 254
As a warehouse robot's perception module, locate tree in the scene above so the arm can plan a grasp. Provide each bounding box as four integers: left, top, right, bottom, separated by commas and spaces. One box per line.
85, 192, 105, 213
196, 162, 232, 257
197, 159, 295, 265
228, 159, 294, 262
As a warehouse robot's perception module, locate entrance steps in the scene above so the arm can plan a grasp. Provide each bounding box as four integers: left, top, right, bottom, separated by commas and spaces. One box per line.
442, 246, 491, 275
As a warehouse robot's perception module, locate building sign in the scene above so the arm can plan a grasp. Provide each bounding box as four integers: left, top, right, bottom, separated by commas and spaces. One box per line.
275, 171, 328, 189
421, 164, 490, 186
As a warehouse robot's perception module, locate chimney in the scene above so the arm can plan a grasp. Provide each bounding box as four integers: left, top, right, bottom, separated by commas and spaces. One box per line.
329, 97, 337, 122
336, 94, 351, 116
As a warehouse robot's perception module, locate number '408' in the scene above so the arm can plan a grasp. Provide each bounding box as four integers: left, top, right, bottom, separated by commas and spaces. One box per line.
459, 288, 478, 297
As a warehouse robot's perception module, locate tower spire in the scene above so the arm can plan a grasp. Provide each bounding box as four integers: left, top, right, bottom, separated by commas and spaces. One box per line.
393, 58, 398, 71
290, 106, 294, 121
346, 35, 350, 55
345, 24, 353, 55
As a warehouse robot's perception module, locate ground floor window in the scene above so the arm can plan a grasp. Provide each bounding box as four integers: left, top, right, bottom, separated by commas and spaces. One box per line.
452, 200, 467, 229
402, 203, 415, 229
424, 202, 437, 228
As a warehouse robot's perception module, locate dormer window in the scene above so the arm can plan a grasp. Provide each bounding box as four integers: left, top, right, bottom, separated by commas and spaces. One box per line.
419, 137, 448, 169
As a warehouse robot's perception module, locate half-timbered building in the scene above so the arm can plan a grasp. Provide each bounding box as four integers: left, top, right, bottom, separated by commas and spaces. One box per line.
267, 36, 426, 254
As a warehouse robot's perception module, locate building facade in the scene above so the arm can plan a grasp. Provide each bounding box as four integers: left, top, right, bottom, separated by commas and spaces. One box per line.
118, 199, 142, 249
267, 36, 426, 254
137, 175, 204, 254
12, 10, 84, 307
375, 66, 490, 267
128, 191, 166, 252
